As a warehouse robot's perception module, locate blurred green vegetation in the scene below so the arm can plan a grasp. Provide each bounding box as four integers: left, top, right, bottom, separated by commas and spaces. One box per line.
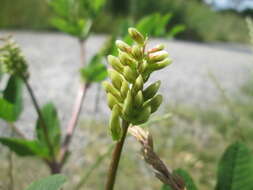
0, 0, 52, 30
0, 0, 250, 43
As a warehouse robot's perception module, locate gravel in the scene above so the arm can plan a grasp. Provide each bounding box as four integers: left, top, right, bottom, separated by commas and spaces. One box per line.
0, 31, 252, 136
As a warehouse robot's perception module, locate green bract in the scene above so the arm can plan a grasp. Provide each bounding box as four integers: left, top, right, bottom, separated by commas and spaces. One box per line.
103, 27, 172, 141
0, 36, 29, 79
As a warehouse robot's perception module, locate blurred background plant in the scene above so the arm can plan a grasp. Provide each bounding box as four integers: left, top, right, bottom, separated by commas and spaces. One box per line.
0, 0, 251, 43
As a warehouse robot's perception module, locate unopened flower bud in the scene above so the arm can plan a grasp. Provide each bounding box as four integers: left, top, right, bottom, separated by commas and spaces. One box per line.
133, 75, 144, 93
116, 40, 131, 53
102, 81, 123, 102
107, 93, 119, 110
108, 69, 123, 89
139, 60, 148, 73
148, 50, 169, 63
119, 51, 137, 69
128, 28, 145, 45
148, 58, 172, 71
134, 91, 143, 108
108, 55, 124, 73
120, 81, 129, 98
123, 66, 137, 83
148, 44, 165, 54
149, 94, 163, 113
109, 105, 122, 141
143, 80, 161, 100
132, 106, 151, 125
122, 91, 133, 119
131, 45, 143, 60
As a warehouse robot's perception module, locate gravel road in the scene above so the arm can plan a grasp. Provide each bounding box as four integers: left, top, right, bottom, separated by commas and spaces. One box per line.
0, 31, 252, 136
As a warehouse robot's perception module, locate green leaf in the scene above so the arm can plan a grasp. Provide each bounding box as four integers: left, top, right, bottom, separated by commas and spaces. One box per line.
215, 142, 253, 190
25, 175, 66, 190
94, 0, 106, 12
50, 17, 91, 40
173, 169, 198, 190
135, 13, 184, 39
0, 137, 48, 158
80, 55, 107, 83
49, 0, 96, 39
153, 13, 172, 36
50, 18, 79, 36
36, 103, 61, 153
0, 76, 23, 122
79, 19, 92, 40
49, 0, 72, 18
167, 25, 185, 38
80, 0, 106, 18
99, 36, 116, 56
89, 0, 106, 16
2, 75, 23, 121
121, 13, 174, 46
0, 98, 15, 121
136, 14, 158, 36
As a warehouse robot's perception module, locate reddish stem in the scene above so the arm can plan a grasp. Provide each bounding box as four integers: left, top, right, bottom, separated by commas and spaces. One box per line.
105, 120, 130, 190
59, 83, 89, 165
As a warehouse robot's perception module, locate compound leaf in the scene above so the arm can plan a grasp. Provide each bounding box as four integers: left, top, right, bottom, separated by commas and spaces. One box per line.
215, 142, 253, 190
80, 55, 107, 83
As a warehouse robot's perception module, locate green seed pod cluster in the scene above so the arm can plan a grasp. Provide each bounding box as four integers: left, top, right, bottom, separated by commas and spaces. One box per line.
0, 36, 29, 79
103, 27, 172, 141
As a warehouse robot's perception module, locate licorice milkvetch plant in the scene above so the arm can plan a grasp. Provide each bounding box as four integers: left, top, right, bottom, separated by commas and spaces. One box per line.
103, 27, 172, 190
103, 27, 171, 140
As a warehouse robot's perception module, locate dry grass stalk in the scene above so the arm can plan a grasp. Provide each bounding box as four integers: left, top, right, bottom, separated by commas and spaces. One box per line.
128, 125, 186, 190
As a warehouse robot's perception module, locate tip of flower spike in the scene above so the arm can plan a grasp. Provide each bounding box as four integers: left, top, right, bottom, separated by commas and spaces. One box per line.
103, 27, 172, 130
128, 28, 145, 45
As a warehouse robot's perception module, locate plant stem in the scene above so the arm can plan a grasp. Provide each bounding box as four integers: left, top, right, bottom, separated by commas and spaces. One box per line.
59, 38, 89, 166
59, 83, 89, 165
47, 161, 62, 174
79, 39, 85, 66
105, 120, 130, 190
23, 78, 56, 162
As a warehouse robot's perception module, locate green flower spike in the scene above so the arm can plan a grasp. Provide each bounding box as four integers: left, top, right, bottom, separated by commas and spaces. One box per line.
103, 27, 172, 141
0, 36, 29, 79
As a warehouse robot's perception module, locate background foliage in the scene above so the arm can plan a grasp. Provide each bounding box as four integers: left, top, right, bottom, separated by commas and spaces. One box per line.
0, 0, 250, 43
